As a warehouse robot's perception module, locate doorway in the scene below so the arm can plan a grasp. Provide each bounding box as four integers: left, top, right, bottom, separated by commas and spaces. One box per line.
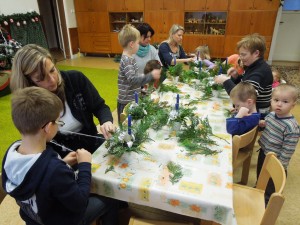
37, 0, 71, 61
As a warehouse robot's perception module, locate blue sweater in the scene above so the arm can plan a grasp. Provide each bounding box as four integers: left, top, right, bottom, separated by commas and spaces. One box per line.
226, 112, 260, 135
2, 141, 91, 225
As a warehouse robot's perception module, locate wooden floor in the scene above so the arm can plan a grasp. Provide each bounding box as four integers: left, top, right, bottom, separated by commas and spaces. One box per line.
57, 56, 300, 225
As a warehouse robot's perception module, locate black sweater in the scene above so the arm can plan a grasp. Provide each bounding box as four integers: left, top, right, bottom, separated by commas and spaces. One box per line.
53, 70, 113, 153
223, 57, 273, 110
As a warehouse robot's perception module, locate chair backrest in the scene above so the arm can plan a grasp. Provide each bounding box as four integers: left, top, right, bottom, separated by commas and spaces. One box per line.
257, 152, 286, 225
232, 125, 258, 164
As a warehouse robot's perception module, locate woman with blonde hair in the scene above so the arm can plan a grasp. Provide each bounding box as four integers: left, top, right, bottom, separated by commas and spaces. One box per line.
158, 24, 195, 68
10, 44, 115, 156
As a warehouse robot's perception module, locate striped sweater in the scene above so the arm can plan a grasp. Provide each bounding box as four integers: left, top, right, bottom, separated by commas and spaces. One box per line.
117, 54, 153, 104
258, 112, 300, 169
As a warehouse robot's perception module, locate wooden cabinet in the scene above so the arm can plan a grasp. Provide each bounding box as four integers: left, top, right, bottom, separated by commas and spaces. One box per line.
73, 0, 278, 58
76, 12, 109, 33
144, 0, 184, 44
182, 35, 224, 58
145, 0, 184, 11
230, 0, 280, 10
185, 0, 228, 11
110, 33, 123, 53
78, 33, 111, 53
108, 0, 144, 12
144, 11, 184, 43
74, 0, 107, 12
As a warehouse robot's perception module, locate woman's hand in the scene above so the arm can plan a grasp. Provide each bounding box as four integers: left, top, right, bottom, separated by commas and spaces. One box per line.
100, 121, 115, 139
62, 151, 77, 166
227, 67, 239, 79
214, 74, 229, 85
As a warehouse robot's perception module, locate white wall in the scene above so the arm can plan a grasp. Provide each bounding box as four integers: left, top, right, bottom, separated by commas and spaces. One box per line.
0, 0, 39, 14
272, 11, 300, 62
64, 0, 77, 28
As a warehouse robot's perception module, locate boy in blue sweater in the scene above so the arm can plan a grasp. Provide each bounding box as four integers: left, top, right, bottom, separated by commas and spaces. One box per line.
1, 87, 119, 225
226, 82, 260, 135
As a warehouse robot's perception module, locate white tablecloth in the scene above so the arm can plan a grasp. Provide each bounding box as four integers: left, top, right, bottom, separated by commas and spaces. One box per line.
91, 80, 236, 225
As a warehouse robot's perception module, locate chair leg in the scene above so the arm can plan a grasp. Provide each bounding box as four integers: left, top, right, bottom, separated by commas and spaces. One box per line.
240, 156, 252, 185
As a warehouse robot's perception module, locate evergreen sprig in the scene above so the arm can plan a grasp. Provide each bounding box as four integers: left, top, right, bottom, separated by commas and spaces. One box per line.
167, 161, 183, 184
168, 63, 183, 77
104, 120, 152, 173
158, 83, 180, 93
178, 117, 220, 156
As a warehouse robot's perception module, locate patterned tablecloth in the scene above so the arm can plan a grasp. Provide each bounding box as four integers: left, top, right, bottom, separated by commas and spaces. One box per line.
91, 79, 236, 225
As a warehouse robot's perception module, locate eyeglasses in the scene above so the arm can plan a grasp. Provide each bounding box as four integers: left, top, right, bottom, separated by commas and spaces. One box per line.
42, 120, 65, 129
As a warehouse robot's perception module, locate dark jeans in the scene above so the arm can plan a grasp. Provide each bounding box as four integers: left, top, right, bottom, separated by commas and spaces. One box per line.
257, 149, 287, 206
80, 194, 119, 225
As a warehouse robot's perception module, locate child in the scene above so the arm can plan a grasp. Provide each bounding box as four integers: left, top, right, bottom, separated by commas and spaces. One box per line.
272, 68, 281, 88
195, 45, 215, 69
226, 82, 260, 135
1, 87, 119, 225
258, 84, 300, 206
226, 54, 244, 77
143, 59, 162, 89
117, 24, 161, 123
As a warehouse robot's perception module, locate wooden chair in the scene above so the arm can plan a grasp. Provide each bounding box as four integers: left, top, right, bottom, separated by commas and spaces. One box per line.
232, 125, 258, 185
233, 152, 286, 225
129, 217, 193, 225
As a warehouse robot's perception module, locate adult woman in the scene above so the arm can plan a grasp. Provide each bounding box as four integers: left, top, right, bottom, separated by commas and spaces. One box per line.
133, 23, 161, 74
10, 44, 115, 155
215, 33, 273, 118
158, 24, 195, 68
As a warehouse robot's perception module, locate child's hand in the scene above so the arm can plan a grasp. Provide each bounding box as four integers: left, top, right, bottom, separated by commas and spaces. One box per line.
63, 152, 77, 166
259, 120, 266, 127
227, 67, 239, 79
235, 107, 250, 118
76, 149, 92, 163
151, 68, 161, 79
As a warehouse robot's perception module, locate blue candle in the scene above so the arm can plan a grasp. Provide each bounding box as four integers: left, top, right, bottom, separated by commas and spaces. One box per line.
176, 94, 179, 105
174, 56, 176, 65
225, 57, 228, 66
134, 91, 138, 104
219, 65, 223, 75
175, 103, 179, 111
197, 51, 200, 61
128, 115, 132, 135
199, 61, 202, 70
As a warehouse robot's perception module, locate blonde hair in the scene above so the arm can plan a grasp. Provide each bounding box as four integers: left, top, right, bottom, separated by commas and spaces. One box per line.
118, 24, 140, 48
167, 24, 185, 43
272, 69, 281, 82
230, 82, 257, 102
273, 84, 299, 102
11, 86, 63, 135
237, 33, 266, 58
195, 45, 211, 60
10, 44, 65, 105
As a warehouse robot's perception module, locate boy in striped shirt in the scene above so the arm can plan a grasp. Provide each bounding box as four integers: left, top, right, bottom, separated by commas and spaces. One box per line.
258, 84, 300, 206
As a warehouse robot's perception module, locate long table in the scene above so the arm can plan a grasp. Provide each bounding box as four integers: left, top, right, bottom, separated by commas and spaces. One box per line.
91, 79, 235, 225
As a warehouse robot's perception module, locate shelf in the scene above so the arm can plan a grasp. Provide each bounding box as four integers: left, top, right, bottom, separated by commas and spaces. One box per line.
109, 12, 143, 32
184, 11, 227, 35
